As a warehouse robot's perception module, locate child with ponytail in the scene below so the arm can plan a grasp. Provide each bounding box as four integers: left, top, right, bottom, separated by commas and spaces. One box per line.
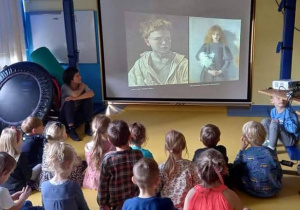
83, 114, 115, 190
158, 130, 199, 210
183, 149, 246, 210
38, 121, 84, 190
41, 142, 89, 209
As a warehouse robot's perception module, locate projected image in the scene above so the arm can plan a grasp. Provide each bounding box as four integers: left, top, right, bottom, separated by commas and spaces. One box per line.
189, 17, 241, 83
126, 12, 189, 87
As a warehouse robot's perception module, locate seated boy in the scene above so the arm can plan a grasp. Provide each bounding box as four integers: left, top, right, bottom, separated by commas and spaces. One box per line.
232, 121, 282, 197
59, 67, 94, 141
21, 116, 45, 169
122, 158, 175, 210
192, 124, 228, 164
97, 120, 143, 210
261, 95, 299, 150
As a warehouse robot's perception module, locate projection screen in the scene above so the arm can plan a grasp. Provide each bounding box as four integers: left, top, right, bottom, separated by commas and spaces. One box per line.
99, 0, 254, 103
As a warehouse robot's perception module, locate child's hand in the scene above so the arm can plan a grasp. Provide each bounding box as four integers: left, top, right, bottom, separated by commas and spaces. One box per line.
240, 136, 249, 150
100, 205, 110, 210
19, 186, 32, 201
11, 191, 23, 200
271, 119, 279, 123
65, 96, 75, 101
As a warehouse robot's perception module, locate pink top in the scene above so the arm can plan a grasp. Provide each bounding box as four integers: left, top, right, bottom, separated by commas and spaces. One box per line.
186, 184, 231, 210
83, 140, 115, 190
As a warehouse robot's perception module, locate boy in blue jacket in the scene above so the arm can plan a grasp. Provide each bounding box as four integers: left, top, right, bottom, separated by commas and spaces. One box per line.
261, 95, 299, 150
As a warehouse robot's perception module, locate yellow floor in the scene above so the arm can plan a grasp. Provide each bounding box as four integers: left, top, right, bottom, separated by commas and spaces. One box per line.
30, 105, 300, 209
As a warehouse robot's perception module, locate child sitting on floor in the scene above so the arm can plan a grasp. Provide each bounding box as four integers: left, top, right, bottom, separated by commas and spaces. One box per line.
184, 149, 246, 210
21, 116, 45, 169
41, 142, 89, 210
0, 152, 33, 209
261, 95, 299, 150
83, 114, 115, 190
0, 127, 40, 194
97, 120, 143, 210
232, 121, 282, 197
129, 122, 153, 158
122, 158, 175, 210
192, 124, 228, 164
38, 121, 84, 190
159, 130, 199, 210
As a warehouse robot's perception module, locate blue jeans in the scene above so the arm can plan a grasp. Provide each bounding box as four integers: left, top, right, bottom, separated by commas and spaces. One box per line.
261, 118, 297, 148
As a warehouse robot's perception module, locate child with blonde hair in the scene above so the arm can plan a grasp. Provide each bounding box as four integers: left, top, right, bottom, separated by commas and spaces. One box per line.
83, 114, 115, 190
159, 130, 199, 210
129, 122, 153, 158
0, 127, 40, 194
0, 152, 33, 209
123, 158, 175, 209
38, 121, 84, 190
21, 116, 45, 169
184, 149, 245, 210
41, 142, 89, 209
232, 121, 282, 197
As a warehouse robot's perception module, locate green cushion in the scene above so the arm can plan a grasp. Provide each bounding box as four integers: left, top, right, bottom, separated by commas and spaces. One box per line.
30, 47, 64, 85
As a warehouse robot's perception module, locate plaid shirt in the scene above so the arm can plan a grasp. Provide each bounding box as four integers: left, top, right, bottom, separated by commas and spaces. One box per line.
97, 148, 143, 208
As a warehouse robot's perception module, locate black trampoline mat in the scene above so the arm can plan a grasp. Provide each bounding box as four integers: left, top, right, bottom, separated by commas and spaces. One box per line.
0, 74, 40, 122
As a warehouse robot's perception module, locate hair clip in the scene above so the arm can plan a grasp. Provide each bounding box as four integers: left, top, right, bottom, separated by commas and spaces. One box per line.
169, 149, 173, 153
55, 122, 63, 128
57, 142, 64, 163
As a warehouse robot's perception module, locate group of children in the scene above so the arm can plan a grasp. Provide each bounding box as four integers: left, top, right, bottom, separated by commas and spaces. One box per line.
0, 93, 298, 209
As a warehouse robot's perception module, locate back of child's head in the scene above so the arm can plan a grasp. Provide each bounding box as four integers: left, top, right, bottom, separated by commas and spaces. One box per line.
63, 67, 78, 86
21, 116, 43, 134
107, 120, 130, 147
195, 148, 226, 188
44, 121, 66, 142
46, 142, 75, 173
200, 124, 221, 148
129, 122, 146, 146
90, 114, 111, 169
163, 130, 187, 177
0, 152, 17, 177
133, 158, 159, 189
242, 121, 266, 146
0, 127, 22, 159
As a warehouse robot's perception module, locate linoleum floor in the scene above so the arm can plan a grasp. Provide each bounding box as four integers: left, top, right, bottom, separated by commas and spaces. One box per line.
30, 105, 300, 209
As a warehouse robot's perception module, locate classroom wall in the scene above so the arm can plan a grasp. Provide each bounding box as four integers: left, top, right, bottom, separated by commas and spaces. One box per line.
24, 0, 300, 105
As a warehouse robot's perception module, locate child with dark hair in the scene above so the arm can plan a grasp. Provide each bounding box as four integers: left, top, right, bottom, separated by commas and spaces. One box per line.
21, 116, 45, 169
97, 120, 143, 210
192, 124, 228, 164
232, 121, 282, 197
0, 152, 33, 209
184, 149, 246, 210
123, 158, 175, 210
159, 130, 199, 210
59, 67, 94, 141
129, 122, 153, 158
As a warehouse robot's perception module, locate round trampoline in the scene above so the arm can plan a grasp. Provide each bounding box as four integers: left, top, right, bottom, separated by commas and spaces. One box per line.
0, 62, 53, 132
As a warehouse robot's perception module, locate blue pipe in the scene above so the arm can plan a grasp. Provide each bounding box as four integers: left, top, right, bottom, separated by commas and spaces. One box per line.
277, 0, 296, 79
63, 0, 78, 67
